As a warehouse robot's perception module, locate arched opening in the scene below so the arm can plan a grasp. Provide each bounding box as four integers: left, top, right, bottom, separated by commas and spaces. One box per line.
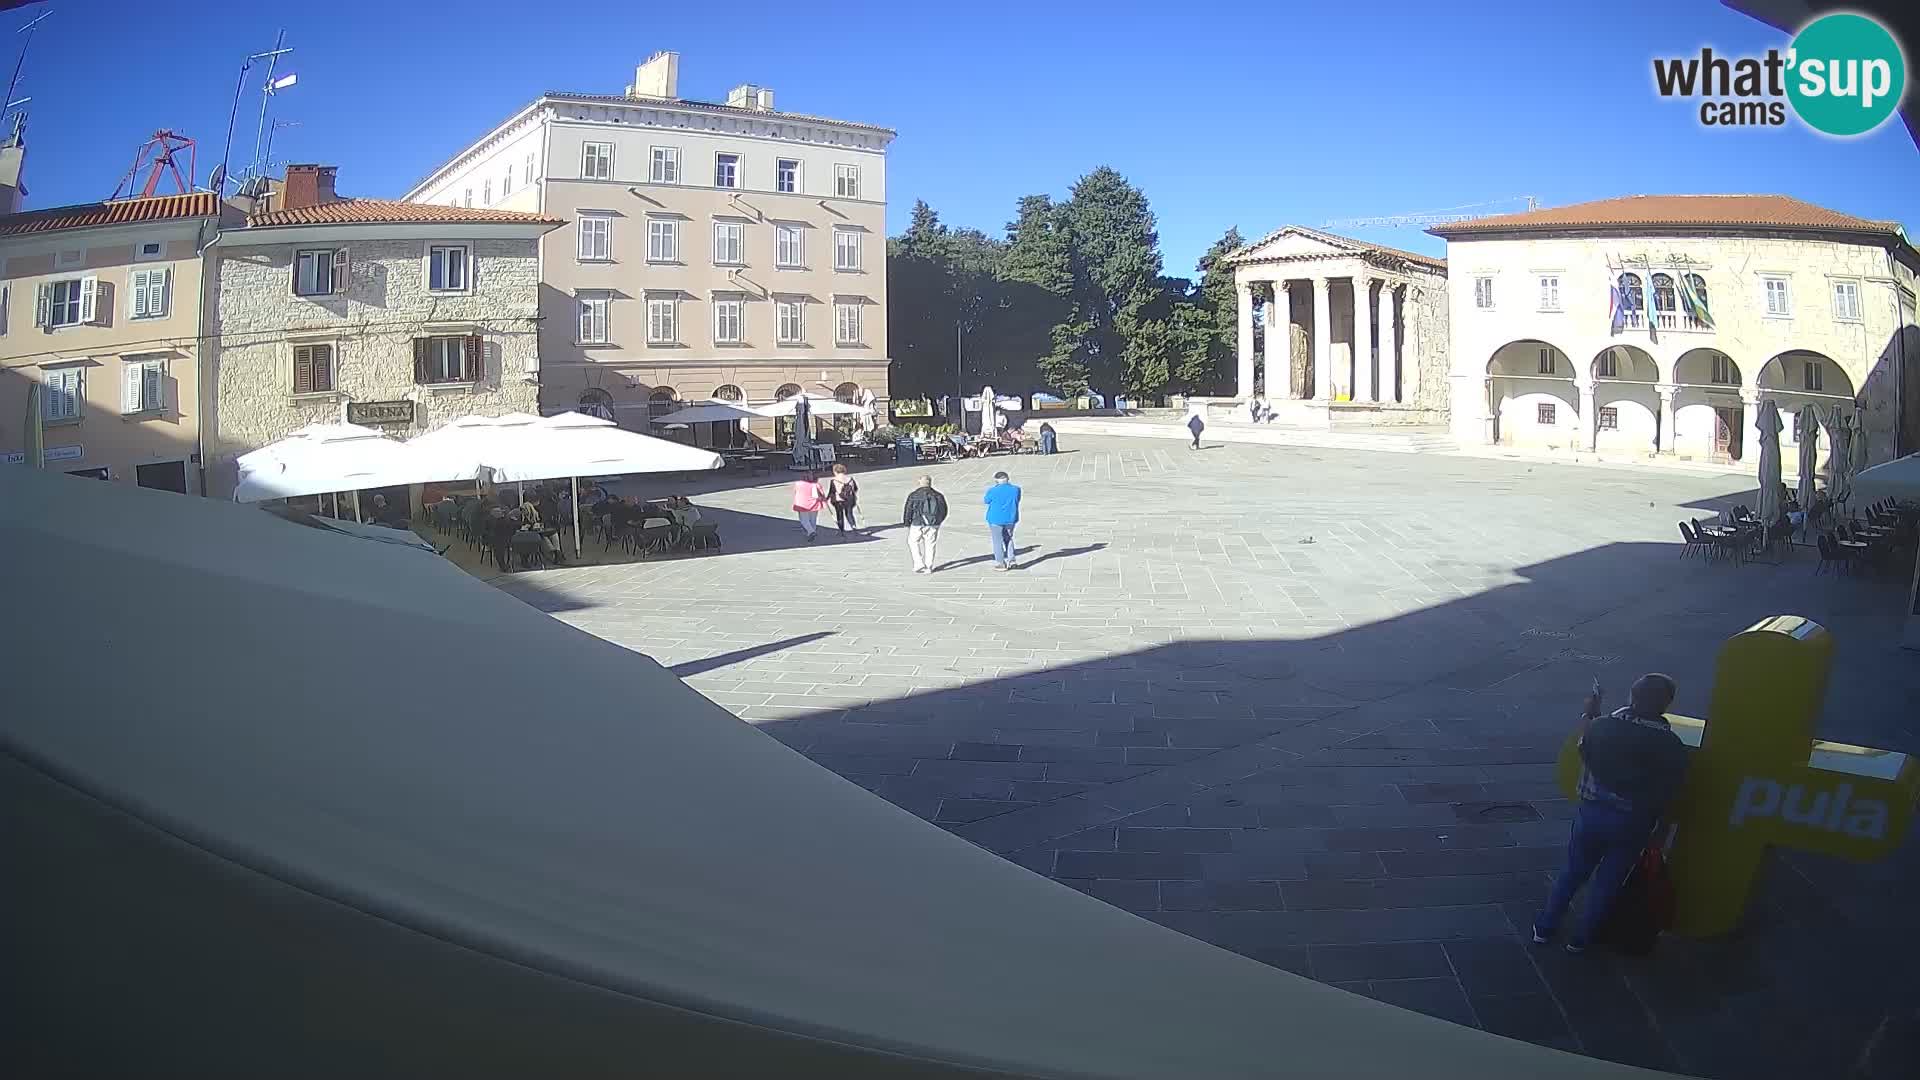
830, 381, 863, 438
1672, 348, 1744, 463
577, 388, 615, 422
1650, 273, 1678, 331
1591, 346, 1659, 454
706, 384, 748, 449
1486, 340, 1574, 448
774, 383, 802, 447
648, 387, 684, 442
1616, 273, 1646, 330
1680, 273, 1712, 331
1759, 350, 1857, 479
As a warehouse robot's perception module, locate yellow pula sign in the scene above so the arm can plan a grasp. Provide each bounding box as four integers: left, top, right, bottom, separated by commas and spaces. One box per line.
1556, 616, 1920, 937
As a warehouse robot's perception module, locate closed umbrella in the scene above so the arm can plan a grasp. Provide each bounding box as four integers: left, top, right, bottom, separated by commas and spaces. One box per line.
791, 393, 813, 470
1824, 406, 1853, 509
1848, 411, 1869, 505
980, 384, 998, 437
22, 381, 43, 469
1794, 404, 1821, 526
1754, 398, 1783, 530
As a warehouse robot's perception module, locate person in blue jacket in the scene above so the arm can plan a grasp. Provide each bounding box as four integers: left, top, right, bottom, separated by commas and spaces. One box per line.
983, 470, 1022, 571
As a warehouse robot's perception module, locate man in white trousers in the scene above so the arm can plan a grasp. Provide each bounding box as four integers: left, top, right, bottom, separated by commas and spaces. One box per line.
900, 474, 949, 573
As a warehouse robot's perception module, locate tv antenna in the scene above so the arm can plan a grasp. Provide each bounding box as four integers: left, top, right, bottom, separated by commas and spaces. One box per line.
1, 9, 51, 133
217, 30, 293, 196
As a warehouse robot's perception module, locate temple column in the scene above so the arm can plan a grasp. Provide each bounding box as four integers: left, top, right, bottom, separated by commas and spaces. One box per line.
1656, 383, 1677, 454
1402, 286, 1421, 405
1352, 276, 1374, 403
1311, 278, 1332, 401
1377, 282, 1396, 402
1269, 281, 1293, 398
1236, 282, 1255, 400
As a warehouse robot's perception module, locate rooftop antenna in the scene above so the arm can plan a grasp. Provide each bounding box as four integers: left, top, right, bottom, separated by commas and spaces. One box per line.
217, 30, 292, 196
247, 33, 296, 183
1, 10, 51, 132
263, 117, 300, 171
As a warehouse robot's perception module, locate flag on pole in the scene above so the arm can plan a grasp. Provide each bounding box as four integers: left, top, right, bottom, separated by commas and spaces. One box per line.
1642, 259, 1659, 345
1609, 285, 1624, 336
1680, 273, 1714, 329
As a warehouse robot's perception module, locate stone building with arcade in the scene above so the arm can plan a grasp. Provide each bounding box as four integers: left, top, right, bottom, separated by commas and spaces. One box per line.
1432, 195, 1919, 478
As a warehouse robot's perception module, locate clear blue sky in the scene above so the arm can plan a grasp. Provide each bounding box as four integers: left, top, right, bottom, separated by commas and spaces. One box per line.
9, 0, 1917, 276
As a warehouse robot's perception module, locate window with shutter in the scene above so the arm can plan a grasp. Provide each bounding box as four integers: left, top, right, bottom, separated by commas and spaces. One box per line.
122, 358, 164, 414
577, 294, 609, 344
294, 250, 340, 296
293, 344, 333, 394
123, 362, 144, 414
79, 276, 98, 323
331, 249, 349, 294
130, 268, 169, 319
43, 368, 82, 420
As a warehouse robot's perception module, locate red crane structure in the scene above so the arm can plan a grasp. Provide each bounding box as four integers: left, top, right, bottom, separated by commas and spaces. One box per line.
112, 130, 197, 199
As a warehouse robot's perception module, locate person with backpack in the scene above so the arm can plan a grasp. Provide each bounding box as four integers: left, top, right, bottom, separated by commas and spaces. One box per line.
1532, 673, 1690, 954
901, 474, 948, 573
825, 462, 861, 539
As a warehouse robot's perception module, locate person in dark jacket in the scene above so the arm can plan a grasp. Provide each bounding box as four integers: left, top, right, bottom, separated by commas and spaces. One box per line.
901, 475, 949, 573
1533, 673, 1690, 954
1038, 421, 1058, 455
1185, 408, 1205, 450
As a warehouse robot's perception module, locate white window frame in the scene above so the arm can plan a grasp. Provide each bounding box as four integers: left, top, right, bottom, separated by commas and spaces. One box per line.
1763, 276, 1792, 317
650, 146, 680, 184
482, 179, 492, 205
39, 276, 94, 329
42, 364, 83, 421
775, 297, 805, 344
293, 248, 346, 297
582, 141, 613, 180
427, 244, 472, 293
776, 158, 800, 193
1473, 276, 1494, 310
646, 295, 679, 345
712, 220, 746, 266
714, 152, 740, 189
1536, 347, 1556, 376
523, 152, 535, 185
647, 217, 680, 263
713, 295, 744, 344
122, 355, 165, 415
291, 342, 336, 396
1536, 274, 1561, 312
1594, 350, 1617, 378
577, 214, 612, 262
775, 223, 804, 269
129, 267, 170, 319
835, 163, 860, 198
502, 165, 513, 197
834, 228, 862, 272
1710, 353, 1736, 385
834, 301, 863, 345
1831, 279, 1863, 323
577, 293, 610, 345
1803, 359, 1825, 393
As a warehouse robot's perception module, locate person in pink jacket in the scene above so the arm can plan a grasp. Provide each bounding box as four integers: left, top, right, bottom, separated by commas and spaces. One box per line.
790, 471, 828, 543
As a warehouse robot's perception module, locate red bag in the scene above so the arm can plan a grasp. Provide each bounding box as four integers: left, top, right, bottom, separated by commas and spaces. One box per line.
1596, 844, 1676, 955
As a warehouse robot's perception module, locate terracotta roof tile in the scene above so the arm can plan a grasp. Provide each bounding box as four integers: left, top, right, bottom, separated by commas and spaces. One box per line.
0, 192, 218, 237
1428, 194, 1904, 237
247, 198, 562, 228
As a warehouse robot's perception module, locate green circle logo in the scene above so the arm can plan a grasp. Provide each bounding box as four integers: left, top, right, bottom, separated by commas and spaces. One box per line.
1787, 14, 1906, 136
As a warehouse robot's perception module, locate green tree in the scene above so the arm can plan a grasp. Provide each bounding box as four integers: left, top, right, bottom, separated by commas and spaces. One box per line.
997, 195, 1085, 393
1062, 167, 1165, 396
1184, 227, 1246, 395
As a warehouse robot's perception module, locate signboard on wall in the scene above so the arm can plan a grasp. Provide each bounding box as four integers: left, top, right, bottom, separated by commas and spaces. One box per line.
4, 445, 82, 464
347, 400, 415, 426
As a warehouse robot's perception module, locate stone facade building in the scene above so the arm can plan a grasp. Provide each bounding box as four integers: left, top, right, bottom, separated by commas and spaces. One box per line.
0, 186, 225, 494
1225, 226, 1450, 427
1432, 195, 1920, 476
400, 51, 894, 447
203, 166, 561, 496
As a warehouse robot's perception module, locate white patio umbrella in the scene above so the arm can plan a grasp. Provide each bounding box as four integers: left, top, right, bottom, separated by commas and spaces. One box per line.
1849, 451, 1920, 652
980, 384, 998, 437
235, 424, 477, 518
1754, 398, 1783, 529
1794, 404, 1821, 527
652, 402, 765, 425
484, 411, 723, 554
752, 393, 865, 417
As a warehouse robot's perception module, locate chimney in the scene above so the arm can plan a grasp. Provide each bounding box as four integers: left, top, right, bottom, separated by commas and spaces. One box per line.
630, 51, 679, 99
726, 84, 756, 109
756, 88, 775, 112
282, 164, 337, 211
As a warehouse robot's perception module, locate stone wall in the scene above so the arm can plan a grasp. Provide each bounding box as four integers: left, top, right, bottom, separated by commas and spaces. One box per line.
1411, 267, 1451, 411
207, 236, 541, 496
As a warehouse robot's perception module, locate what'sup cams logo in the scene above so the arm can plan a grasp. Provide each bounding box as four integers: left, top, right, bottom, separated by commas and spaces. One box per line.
1653, 13, 1906, 136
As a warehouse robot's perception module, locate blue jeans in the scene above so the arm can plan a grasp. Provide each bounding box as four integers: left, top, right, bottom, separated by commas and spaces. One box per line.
1536, 800, 1654, 943
989, 524, 1016, 565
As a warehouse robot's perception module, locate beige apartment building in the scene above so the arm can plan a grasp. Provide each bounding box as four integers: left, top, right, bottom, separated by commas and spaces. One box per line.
202, 165, 559, 496
0, 166, 224, 493
404, 52, 894, 446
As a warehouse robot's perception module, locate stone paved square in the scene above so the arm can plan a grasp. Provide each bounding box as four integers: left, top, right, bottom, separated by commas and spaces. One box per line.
491, 436, 1920, 1079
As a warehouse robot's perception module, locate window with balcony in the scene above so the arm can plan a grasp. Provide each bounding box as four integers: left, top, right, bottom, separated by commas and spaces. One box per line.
1651, 273, 1678, 329
1616, 273, 1645, 328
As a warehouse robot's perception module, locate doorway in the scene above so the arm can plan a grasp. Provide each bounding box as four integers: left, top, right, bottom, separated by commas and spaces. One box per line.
1712, 406, 1744, 462
136, 460, 189, 494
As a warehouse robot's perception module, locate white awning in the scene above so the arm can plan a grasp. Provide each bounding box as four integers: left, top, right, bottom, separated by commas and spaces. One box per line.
651, 402, 765, 425
1852, 451, 1920, 506
755, 394, 865, 417
481, 411, 723, 484
0, 466, 1652, 1078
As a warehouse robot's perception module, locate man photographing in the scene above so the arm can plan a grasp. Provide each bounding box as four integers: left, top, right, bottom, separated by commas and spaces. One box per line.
1533, 673, 1690, 953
